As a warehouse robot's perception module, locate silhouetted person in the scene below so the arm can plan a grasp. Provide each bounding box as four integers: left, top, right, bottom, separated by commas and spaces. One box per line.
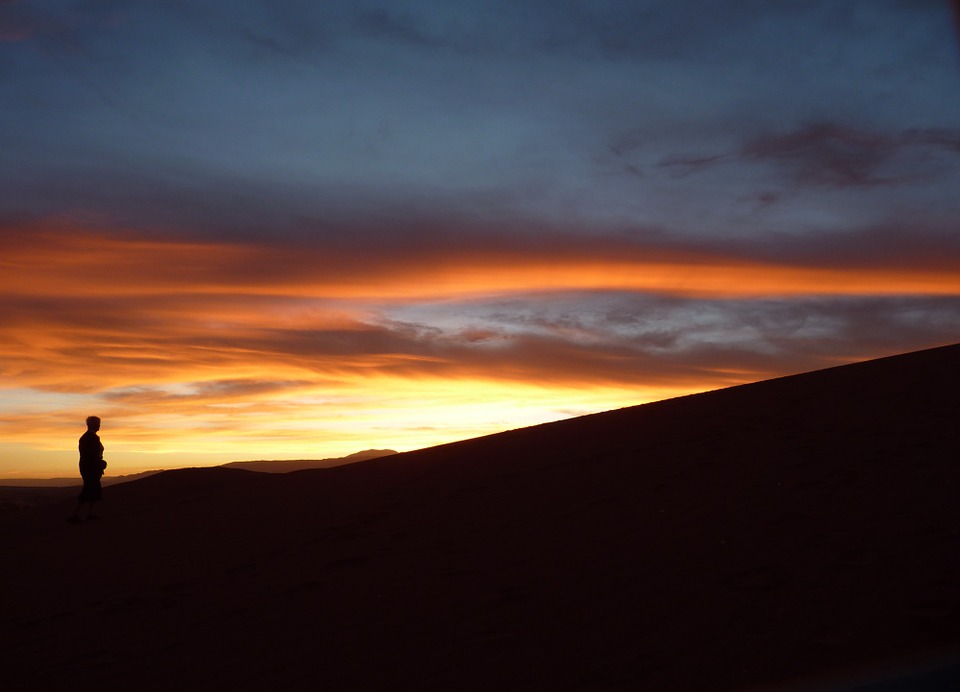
70, 416, 106, 522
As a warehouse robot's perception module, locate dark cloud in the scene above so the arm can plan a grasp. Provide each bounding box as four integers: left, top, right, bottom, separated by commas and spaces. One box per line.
386, 295, 956, 384
364, 293, 960, 386
354, 7, 442, 48
658, 153, 733, 179
688, 222, 960, 272
659, 122, 960, 189
741, 123, 960, 188
3, 1, 958, 246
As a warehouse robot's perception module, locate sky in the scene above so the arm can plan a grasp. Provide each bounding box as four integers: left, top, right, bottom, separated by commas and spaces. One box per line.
2, 0, 960, 479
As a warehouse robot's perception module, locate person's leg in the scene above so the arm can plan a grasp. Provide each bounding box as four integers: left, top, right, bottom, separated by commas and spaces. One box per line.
85, 478, 102, 518
71, 477, 94, 520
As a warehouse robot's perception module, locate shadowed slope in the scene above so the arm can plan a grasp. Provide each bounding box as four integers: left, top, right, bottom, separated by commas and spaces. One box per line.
2, 344, 959, 690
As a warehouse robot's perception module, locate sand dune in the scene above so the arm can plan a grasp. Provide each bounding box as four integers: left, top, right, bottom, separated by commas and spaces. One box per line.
3, 344, 959, 690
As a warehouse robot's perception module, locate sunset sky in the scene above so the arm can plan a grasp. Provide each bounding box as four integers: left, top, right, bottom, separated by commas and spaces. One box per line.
2, 1, 960, 479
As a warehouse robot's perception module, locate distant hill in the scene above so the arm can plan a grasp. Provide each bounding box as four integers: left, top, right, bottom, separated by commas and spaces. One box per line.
0, 449, 398, 488
221, 449, 398, 473
0, 469, 164, 488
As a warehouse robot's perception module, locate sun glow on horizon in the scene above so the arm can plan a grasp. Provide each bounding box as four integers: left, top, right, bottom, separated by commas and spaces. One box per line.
0, 377, 704, 479
2, 223, 957, 479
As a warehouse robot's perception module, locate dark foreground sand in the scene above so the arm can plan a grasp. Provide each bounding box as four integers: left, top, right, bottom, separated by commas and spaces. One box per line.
2, 344, 959, 690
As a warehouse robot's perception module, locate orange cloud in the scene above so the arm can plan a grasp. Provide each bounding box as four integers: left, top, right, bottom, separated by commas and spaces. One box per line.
4, 222, 958, 302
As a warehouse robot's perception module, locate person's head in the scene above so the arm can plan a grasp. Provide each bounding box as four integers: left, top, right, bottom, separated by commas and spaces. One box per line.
86, 416, 101, 432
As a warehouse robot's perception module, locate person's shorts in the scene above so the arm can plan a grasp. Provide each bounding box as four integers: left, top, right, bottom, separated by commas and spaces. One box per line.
78, 475, 102, 502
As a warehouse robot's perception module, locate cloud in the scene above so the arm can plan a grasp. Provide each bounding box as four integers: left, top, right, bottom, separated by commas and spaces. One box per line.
2, 2, 959, 474
741, 124, 960, 188
659, 122, 960, 189
388, 292, 960, 384
3, 223, 958, 401
3, 2, 958, 247
353, 6, 443, 48
4, 220, 959, 315
104, 379, 319, 407
3, 228, 958, 474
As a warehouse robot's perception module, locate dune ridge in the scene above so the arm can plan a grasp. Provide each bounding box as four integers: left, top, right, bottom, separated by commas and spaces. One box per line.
2, 343, 959, 690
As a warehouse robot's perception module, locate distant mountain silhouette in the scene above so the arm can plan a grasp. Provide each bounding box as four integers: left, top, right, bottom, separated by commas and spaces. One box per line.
0, 469, 165, 488
0, 449, 398, 488
222, 448, 397, 472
